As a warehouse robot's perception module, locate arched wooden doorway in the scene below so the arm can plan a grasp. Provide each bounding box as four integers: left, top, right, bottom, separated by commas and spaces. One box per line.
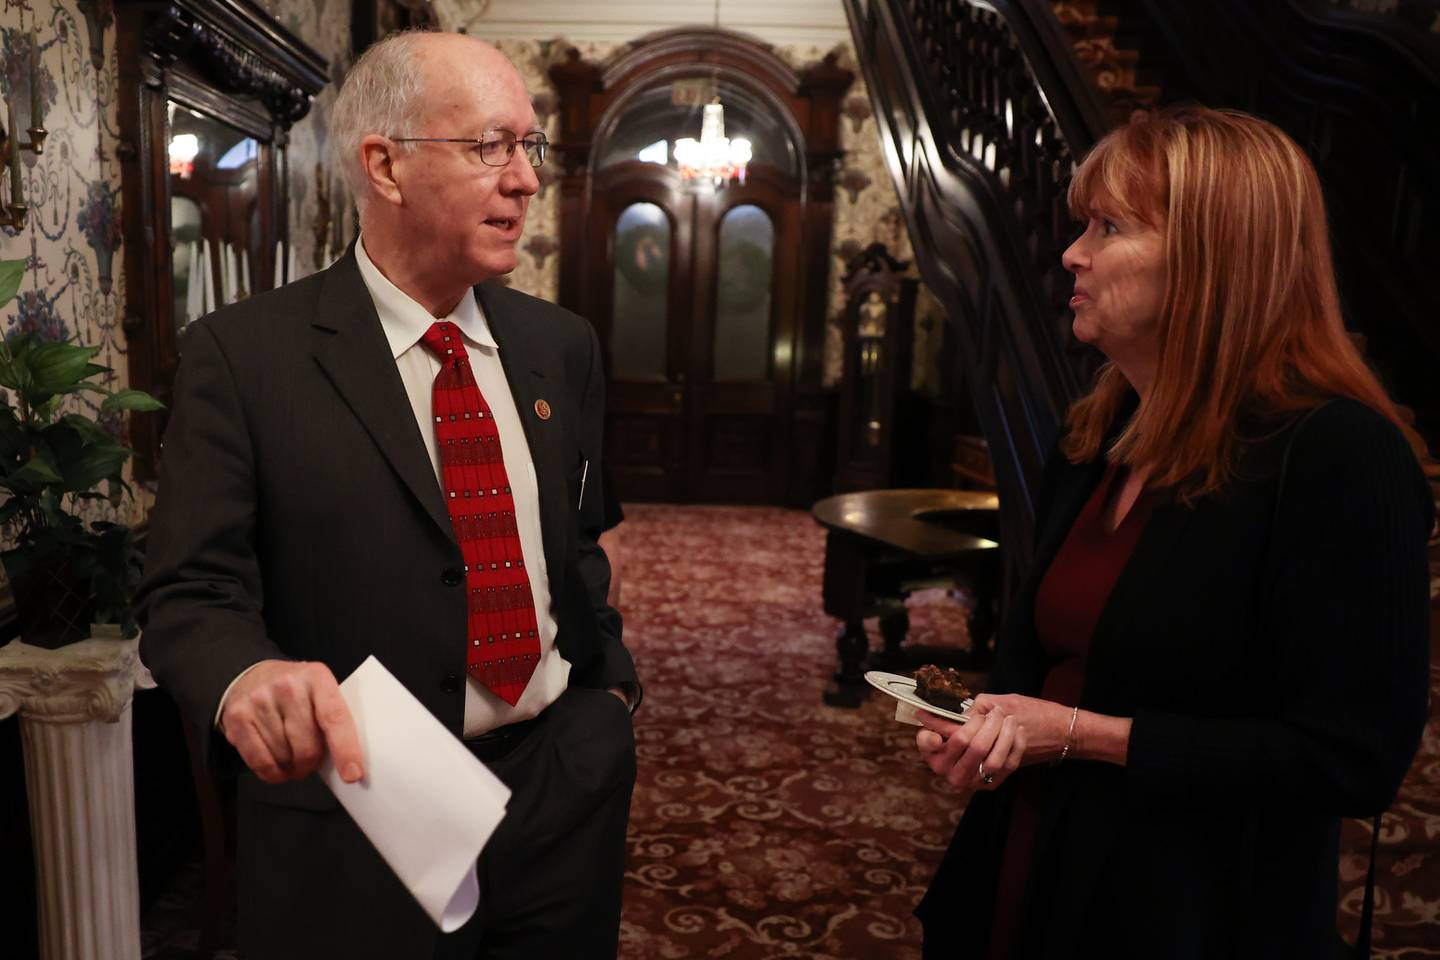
551, 31, 852, 504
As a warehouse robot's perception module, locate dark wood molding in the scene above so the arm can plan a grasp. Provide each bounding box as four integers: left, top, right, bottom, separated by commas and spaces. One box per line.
600, 28, 803, 95
116, 0, 328, 481
141, 0, 326, 124
841, 0, 1111, 569
833, 244, 918, 493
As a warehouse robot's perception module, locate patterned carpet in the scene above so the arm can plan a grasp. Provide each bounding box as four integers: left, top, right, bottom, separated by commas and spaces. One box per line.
138, 504, 1439, 957
612, 504, 1440, 960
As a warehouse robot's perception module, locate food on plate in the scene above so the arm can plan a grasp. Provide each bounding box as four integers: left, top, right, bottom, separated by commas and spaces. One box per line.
913, 664, 974, 712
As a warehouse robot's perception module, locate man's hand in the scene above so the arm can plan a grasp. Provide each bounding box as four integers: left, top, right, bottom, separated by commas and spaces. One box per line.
220, 660, 365, 785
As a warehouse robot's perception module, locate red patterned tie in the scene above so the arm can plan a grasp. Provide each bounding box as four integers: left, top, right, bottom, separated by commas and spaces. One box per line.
420, 321, 540, 706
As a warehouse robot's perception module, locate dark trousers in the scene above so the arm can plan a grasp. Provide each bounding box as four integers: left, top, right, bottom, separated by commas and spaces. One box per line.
236, 685, 634, 960
435, 685, 637, 960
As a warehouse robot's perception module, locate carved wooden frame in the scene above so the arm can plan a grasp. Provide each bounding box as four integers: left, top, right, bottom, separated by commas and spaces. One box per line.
116, 0, 326, 480
550, 29, 853, 503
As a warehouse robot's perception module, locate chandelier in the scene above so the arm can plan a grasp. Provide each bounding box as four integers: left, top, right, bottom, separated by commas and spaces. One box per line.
674, 98, 752, 189
673, 1, 751, 189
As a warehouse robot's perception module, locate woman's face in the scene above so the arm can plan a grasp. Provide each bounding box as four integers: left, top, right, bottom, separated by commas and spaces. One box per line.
1061, 205, 1167, 369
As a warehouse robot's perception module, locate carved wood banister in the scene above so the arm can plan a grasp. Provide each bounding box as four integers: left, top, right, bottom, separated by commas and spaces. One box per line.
842, 0, 1111, 572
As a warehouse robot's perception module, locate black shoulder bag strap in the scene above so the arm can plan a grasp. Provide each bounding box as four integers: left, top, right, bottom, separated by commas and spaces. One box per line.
1273, 403, 1382, 960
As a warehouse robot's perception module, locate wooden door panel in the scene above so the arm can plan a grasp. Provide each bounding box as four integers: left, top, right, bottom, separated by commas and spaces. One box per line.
608, 410, 678, 501
686, 172, 800, 503
592, 164, 693, 500
692, 413, 777, 503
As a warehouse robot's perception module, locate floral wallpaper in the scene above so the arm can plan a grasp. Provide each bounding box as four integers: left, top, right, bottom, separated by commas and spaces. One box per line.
0, 0, 349, 548
0, 0, 138, 531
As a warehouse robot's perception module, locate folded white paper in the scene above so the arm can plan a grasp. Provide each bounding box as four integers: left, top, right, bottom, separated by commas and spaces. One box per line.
320, 656, 511, 931
894, 699, 922, 726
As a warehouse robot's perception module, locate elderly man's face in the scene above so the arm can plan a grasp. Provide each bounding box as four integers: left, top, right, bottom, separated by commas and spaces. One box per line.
394, 47, 540, 284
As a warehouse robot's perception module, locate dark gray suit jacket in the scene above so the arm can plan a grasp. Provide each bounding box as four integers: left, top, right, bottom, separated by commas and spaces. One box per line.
138, 249, 637, 955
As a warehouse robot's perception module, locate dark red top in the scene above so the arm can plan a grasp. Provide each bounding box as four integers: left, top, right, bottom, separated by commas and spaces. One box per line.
987, 463, 1156, 959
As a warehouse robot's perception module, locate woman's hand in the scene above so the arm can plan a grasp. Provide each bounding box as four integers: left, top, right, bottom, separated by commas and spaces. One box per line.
915, 701, 1026, 791
966, 694, 1080, 764
916, 694, 1135, 780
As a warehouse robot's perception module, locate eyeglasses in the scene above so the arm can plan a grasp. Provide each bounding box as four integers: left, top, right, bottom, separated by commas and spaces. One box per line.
389, 130, 548, 168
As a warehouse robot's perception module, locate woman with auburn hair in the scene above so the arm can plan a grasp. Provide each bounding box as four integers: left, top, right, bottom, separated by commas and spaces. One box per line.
912, 105, 1433, 958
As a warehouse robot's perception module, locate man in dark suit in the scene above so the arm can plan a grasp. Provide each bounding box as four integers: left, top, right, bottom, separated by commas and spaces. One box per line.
138, 31, 639, 960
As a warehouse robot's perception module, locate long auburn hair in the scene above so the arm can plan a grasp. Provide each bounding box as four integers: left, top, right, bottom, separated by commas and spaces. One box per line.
1061, 105, 1415, 502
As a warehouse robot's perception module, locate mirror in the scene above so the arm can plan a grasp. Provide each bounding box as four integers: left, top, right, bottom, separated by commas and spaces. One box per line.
167, 103, 265, 327
117, 0, 328, 479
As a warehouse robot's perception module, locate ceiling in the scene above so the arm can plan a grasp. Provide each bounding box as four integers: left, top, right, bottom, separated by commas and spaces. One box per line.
442, 0, 852, 46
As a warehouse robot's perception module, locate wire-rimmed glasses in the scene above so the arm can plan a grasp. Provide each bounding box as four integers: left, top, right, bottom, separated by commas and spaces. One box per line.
389, 130, 548, 168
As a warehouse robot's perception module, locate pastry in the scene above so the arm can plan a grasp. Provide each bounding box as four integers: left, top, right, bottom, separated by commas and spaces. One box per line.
913, 664, 973, 712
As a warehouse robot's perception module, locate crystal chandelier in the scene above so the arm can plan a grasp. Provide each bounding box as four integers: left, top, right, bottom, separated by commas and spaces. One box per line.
674, 98, 752, 189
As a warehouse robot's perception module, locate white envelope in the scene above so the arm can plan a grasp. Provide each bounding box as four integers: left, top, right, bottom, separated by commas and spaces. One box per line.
320, 656, 511, 931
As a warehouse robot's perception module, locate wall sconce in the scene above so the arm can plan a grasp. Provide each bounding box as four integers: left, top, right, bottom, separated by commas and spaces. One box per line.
1, 38, 50, 232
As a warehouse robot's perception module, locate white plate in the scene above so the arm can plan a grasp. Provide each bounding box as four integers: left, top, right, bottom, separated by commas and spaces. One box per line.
864, 670, 974, 723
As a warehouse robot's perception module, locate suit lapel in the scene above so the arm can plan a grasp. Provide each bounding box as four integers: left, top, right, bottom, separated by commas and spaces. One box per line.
477, 282, 568, 594
310, 251, 454, 542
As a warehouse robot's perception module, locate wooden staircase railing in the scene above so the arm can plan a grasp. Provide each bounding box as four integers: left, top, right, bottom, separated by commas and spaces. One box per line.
1050, 1, 1163, 121
841, 0, 1112, 566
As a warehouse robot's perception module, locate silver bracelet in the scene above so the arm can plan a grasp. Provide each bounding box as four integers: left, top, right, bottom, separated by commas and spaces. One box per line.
1054, 704, 1080, 765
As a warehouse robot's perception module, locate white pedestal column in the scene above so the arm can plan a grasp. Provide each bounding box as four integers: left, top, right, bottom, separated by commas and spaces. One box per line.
0, 634, 155, 960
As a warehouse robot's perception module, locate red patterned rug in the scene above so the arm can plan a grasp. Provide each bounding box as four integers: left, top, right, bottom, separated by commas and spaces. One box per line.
613, 504, 1440, 960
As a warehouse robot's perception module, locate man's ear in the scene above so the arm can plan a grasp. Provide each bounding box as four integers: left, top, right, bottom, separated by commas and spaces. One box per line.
359, 134, 403, 207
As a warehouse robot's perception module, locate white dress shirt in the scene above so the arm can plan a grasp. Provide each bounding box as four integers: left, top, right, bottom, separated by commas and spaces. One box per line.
354, 237, 571, 737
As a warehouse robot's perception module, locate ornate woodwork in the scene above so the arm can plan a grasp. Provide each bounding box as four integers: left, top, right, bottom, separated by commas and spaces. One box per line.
841, 0, 1110, 567
833, 243, 919, 492
1049, 0, 1164, 122
551, 30, 853, 505
117, 0, 327, 480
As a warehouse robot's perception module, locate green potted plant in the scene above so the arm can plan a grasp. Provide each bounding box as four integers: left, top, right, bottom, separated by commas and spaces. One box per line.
0, 258, 163, 648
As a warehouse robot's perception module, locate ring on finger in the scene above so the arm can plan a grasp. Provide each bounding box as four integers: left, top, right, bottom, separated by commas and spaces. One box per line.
978, 760, 995, 785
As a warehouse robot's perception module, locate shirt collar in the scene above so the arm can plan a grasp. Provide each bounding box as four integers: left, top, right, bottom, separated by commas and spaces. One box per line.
354, 234, 498, 358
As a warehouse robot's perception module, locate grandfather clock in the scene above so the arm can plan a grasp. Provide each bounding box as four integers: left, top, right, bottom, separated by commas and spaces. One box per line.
833, 244, 918, 491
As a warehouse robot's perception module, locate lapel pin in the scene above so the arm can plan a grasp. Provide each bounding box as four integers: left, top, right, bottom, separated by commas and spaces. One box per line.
534, 399, 552, 421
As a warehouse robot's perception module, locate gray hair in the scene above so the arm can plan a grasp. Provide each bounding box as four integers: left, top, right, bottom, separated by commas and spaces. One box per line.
328, 31, 432, 214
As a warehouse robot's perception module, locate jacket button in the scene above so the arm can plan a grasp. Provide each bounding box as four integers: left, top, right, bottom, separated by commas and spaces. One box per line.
441, 674, 460, 694
441, 567, 464, 586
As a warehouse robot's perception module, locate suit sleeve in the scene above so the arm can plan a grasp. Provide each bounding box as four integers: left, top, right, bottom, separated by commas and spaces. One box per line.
137, 320, 287, 770
1125, 405, 1433, 815
570, 319, 641, 704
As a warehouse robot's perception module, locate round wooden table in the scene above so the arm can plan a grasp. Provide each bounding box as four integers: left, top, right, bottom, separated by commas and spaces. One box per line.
811, 489, 1001, 706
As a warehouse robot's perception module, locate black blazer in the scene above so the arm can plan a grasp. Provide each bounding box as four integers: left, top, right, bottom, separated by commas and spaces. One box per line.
137, 250, 637, 956
917, 398, 1433, 960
